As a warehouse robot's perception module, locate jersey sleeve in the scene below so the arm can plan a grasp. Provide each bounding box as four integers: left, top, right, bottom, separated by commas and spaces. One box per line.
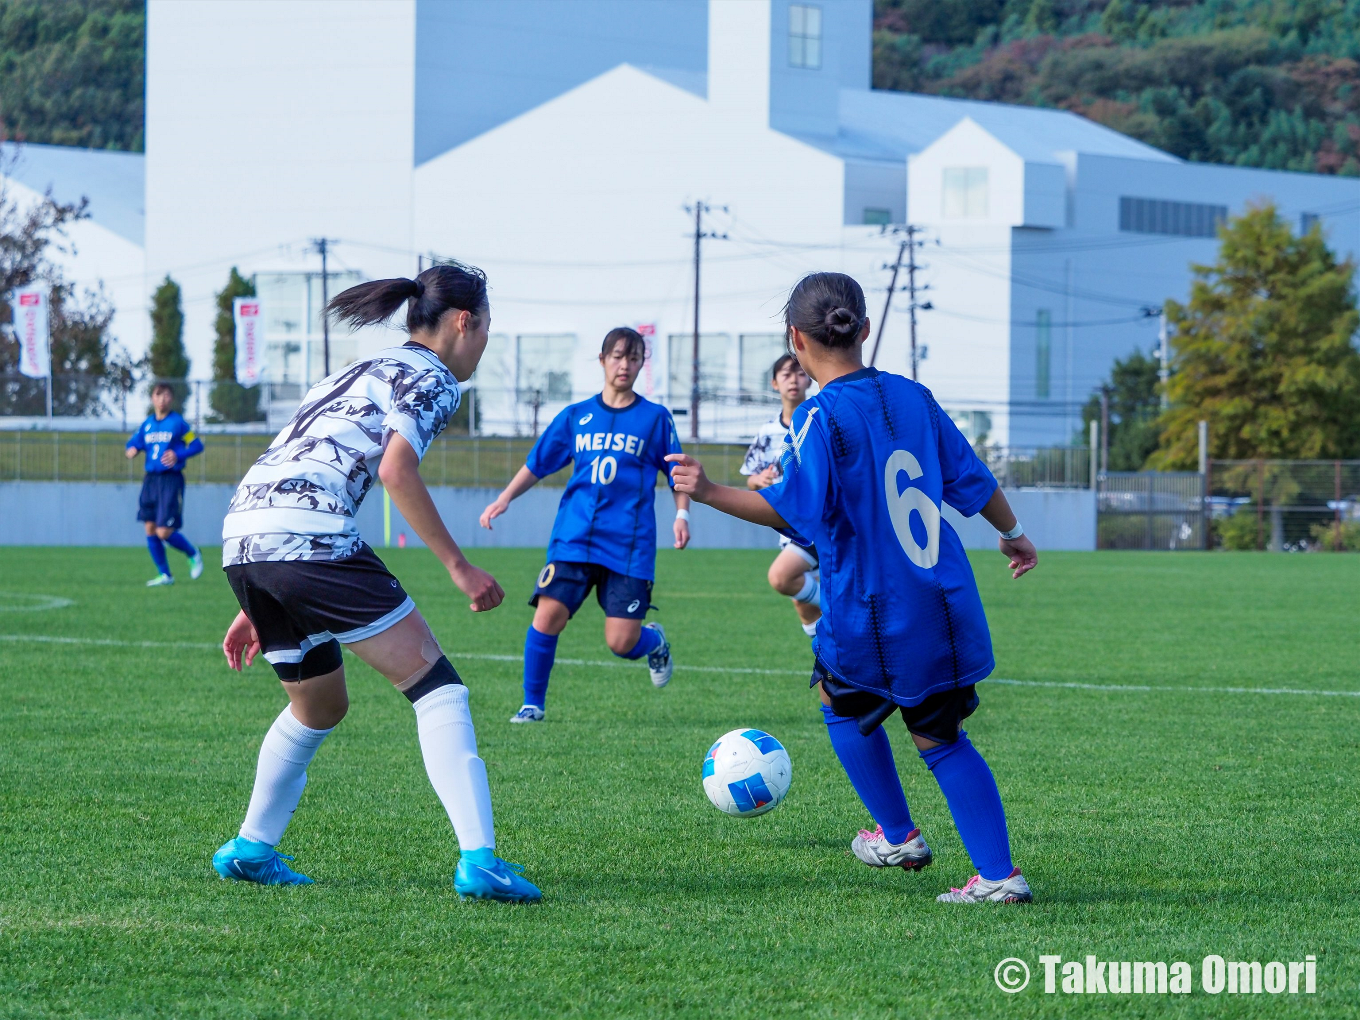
655, 412, 683, 489
756, 407, 827, 546
125, 425, 145, 452
524, 407, 573, 478
932, 393, 997, 516
383, 372, 459, 461
739, 434, 764, 476
177, 418, 204, 460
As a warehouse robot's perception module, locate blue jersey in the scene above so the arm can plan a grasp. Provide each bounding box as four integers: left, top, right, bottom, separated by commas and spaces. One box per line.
525, 394, 682, 580
126, 412, 203, 474
760, 368, 998, 706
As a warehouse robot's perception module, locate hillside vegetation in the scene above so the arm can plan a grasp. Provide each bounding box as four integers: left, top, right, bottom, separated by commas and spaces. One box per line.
873, 0, 1360, 174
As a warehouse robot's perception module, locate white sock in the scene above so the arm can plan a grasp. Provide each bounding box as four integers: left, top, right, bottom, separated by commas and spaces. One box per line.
239, 706, 332, 845
793, 572, 820, 604
802, 620, 818, 638
413, 684, 495, 852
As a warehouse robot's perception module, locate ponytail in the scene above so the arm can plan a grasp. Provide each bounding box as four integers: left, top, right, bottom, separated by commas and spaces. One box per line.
327, 259, 488, 334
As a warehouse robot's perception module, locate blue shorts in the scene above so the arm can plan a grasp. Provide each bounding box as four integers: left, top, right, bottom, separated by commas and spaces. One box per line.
137, 472, 186, 530
529, 561, 654, 620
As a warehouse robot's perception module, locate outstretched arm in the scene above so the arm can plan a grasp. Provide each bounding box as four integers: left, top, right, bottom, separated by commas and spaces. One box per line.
666, 454, 788, 529
978, 486, 1037, 579
480, 465, 540, 530
379, 434, 505, 611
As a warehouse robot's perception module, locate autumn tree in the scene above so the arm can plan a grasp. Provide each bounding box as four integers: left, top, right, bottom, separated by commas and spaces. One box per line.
1151, 203, 1360, 468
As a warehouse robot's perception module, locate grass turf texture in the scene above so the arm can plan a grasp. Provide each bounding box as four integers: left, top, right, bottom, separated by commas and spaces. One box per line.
0, 547, 1357, 1018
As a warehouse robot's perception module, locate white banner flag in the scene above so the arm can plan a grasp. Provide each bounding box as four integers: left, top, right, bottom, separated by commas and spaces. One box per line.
233, 297, 264, 385
635, 322, 656, 396
12, 286, 49, 379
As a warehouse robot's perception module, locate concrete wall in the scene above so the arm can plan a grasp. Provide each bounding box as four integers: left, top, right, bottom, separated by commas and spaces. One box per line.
0, 482, 1095, 552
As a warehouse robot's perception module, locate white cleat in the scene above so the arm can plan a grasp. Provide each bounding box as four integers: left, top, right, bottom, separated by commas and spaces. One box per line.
188, 551, 204, 580
146, 573, 174, 587
643, 622, 672, 688
509, 704, 545, 724
936, 868, 1032, 904
850, 824, 933, 871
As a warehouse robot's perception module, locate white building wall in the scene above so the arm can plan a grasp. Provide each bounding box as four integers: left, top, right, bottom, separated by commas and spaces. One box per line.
144, 0, 419, 377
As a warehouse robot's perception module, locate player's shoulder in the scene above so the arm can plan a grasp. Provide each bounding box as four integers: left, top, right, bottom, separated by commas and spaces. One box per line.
562, 397, 600, 426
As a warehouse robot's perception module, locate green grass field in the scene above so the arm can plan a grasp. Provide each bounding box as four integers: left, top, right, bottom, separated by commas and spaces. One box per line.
1, 547, 1358, 1018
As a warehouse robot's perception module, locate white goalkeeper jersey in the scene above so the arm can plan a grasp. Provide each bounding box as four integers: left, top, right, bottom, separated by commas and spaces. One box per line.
740, 413, 792, 481
222, 342, 460, 566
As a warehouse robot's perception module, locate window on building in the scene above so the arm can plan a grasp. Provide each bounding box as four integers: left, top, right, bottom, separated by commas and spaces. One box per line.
1035, 309, 1051, 400
739, 334, 788, 398
517, 334, 575, 402
1300, 212, 1320, 235
942, 167, 988, 218
862, 207, 892, 226
256, 270, 362, 387
788, 4, 821, 69
668, 333, 729, 409
1119, 197, 1226, 238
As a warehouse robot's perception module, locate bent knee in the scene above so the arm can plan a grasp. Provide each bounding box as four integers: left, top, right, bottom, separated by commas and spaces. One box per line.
768, 567, 799, 596
606, 635, 637, 656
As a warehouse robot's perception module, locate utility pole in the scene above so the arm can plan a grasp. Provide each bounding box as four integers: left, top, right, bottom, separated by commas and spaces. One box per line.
683, 201, 726, 441
312, 238, 336, 377
1157, 309, 1169, 408
869, 225, 931, 378
1099, 388, 1110, 475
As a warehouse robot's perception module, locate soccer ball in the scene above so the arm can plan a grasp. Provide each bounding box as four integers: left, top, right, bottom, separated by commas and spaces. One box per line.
702, 728, 793, 817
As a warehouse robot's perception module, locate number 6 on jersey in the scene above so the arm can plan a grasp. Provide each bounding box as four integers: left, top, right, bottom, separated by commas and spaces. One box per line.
885, 449, 940, 568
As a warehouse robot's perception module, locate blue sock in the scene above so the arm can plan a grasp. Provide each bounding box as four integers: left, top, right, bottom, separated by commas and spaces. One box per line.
920, 732, 1014, 881
820, 704, 915, 843
522, 627, 558, 708
164, 531, 197, 558
617, 625, 661, 660
460, 846, 496, 867
146, 535, 171, 576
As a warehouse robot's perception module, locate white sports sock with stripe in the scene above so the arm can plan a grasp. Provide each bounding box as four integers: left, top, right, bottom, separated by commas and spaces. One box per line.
793, 571, 820, 605
413, 684, 495, 851
239, 706, 332, 845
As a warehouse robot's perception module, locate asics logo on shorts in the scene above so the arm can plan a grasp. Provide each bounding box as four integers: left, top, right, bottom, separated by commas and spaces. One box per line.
627, 599, 641, 613
537, 563, 556, 588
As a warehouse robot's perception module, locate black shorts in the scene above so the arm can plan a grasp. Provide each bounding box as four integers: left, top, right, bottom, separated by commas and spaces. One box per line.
224, 545, 414, 682
137, 472, 186, 529
813, 659, 979, 743
529, 560, 654, 620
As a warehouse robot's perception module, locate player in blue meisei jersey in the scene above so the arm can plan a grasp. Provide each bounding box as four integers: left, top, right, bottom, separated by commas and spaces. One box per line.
669, 273, 1039, 904
481, 327, 690, 722
125, 382, 205, 586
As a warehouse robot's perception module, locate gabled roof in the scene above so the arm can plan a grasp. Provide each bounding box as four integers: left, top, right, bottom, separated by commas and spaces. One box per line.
804, 88, 1180, 166
0, 142, 144, 245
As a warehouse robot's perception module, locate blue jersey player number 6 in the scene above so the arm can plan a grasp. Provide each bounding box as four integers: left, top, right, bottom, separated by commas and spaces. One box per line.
885, 449, 940, 569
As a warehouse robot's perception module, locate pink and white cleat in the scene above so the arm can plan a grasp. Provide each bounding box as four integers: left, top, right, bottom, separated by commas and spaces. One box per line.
936, 868, 1032, 903
850, 824, 933, 871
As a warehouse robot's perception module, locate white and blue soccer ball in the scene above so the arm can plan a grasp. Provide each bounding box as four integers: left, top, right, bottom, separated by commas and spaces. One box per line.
702, 728, 792, 817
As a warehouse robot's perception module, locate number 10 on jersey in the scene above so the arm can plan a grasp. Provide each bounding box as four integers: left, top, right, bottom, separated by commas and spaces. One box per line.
590, 455, 617, 485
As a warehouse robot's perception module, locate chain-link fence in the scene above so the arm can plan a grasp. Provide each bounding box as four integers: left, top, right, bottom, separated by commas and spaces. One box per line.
1208, 460, 1360, 552
1098, 472, 1206, 550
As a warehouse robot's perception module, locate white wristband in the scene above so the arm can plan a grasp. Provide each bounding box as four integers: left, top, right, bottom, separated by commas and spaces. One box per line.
676, 508, 691, 522
999, 521, 1024, 541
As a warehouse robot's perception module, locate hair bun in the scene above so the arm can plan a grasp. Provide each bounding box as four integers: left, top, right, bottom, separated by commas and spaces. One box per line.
825, 306, 861, 337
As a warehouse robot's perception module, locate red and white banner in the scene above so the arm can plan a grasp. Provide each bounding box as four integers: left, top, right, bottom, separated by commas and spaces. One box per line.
12, 286, 49, 379
233, 297, 264, 385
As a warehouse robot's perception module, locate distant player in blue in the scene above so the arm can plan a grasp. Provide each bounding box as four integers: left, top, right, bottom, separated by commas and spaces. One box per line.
669, 273, 1039, 904
125, 382, 204, 586
480, 327, 691, 723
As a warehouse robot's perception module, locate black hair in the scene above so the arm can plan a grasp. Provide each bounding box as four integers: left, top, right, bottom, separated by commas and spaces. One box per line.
600, 326, 647, 360
783, 272, 868, 350
151, 381, 174, 396
326, 260, 488, 333
770, 353, 804, 380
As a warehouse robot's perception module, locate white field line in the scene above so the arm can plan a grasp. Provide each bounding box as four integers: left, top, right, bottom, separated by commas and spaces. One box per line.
2, 632, 1358, 700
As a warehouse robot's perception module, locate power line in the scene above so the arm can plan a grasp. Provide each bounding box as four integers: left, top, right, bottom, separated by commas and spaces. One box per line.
681, 201, 728, 441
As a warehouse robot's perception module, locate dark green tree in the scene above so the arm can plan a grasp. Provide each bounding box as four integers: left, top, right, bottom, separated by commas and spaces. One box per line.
147, 275, 188, 408
1081, 348, 1163, 471
209, 267, 262, 423
1150, 202, 1360, 468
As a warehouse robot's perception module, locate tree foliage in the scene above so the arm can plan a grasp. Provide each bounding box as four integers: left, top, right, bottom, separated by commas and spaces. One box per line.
148, 275, 188, 408
1150, 203, 1360, 468
1081, 347, 1163, 470
209, 267, 263, 423
873, 0, 1360, 175
0, 0, 144, 151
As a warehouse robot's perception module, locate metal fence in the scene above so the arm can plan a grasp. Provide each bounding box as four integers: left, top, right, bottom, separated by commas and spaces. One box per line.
981, 445, 1092, 489
1097, 472, 1206, 550
1208, 460, 1360, 551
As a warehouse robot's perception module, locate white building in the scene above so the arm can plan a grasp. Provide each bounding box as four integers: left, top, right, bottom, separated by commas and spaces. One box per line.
134, 0, 1360, 442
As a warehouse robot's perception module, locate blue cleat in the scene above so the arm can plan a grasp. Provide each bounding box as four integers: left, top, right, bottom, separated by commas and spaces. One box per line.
212, 836, 314, 886
454, 850, 542, 903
